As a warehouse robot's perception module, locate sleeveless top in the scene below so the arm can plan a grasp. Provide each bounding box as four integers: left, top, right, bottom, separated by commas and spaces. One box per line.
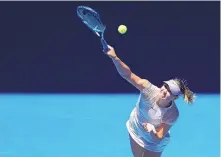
126, 83, 179, 152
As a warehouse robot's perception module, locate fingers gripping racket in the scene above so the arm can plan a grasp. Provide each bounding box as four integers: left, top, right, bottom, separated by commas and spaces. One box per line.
77, 6, 110, 53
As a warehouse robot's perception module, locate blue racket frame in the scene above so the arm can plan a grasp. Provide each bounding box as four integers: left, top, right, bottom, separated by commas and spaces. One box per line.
77, 6, 110, 53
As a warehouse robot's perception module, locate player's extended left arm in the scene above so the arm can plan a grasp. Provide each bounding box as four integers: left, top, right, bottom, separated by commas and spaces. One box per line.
143, 122, 172, 141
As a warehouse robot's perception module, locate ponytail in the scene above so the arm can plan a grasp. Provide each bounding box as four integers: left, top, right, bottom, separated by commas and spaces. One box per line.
174, 78, 196, 104
184, 87, 196, 104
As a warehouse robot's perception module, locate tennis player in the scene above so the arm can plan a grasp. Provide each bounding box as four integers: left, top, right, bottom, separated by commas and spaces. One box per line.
104, 45, 195, 157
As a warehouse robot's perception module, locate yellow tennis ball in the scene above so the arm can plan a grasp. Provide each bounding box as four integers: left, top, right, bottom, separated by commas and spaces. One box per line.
118, 25, 127, 34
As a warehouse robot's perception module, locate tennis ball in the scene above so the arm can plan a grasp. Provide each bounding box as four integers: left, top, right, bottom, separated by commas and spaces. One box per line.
118, 25, 127, 34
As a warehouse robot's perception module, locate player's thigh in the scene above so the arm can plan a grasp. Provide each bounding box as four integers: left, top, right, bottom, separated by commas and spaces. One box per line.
129, 134, 162, 157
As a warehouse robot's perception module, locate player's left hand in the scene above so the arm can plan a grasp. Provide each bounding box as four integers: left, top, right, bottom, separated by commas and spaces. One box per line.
142, 123, 157, 134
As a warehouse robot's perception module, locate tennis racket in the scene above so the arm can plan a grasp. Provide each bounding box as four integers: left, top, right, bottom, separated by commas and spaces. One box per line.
77, 6, 110, 53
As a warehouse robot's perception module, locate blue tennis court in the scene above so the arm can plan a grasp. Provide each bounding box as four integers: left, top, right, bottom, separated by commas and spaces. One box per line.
0, 94, 219, 157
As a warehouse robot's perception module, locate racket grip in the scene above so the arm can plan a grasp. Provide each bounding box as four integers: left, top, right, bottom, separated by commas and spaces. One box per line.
101, 38, 110, 53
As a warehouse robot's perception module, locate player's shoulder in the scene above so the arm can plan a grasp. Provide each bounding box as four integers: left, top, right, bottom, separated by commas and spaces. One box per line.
139, 79, 160, 94
137, 79, 150, 87
171, 102, 180, 118
163, 103, 179, 125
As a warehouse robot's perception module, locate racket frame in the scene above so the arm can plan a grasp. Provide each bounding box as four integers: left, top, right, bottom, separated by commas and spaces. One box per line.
77, 6, 110, 52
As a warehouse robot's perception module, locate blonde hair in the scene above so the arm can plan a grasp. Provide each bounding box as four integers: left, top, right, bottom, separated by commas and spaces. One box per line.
174, 78, 196, 104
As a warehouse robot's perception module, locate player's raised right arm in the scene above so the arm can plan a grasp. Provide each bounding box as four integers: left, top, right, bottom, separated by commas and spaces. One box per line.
105, 45, 150, 91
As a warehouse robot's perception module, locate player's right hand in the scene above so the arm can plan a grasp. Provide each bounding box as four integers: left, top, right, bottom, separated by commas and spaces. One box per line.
105, 45, 117, 59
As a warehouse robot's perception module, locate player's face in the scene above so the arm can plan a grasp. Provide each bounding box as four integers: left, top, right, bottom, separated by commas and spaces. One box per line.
159, 84, 174, 101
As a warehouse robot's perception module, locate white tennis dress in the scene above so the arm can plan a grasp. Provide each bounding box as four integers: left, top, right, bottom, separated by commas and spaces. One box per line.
126, 83, 179, 152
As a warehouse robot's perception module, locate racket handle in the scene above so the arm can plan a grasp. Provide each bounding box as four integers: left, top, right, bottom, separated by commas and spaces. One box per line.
101, 38, 110, 53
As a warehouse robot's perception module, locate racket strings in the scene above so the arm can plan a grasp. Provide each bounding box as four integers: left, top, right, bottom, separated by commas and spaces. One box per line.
77, 7, 105, 32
